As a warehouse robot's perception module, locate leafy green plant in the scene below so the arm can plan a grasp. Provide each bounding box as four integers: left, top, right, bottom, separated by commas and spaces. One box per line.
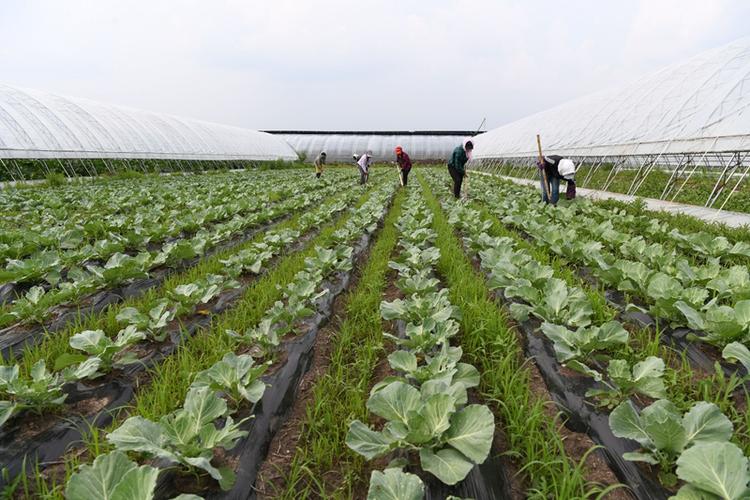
86, 252, 150, 286
190, 353, 268, 408
54, 327, 145, 378
65, 450, 160, 500
396, 271, 439, 296
676, 300, 750, 348
632, 273, 708, 326
226, 318, 280, 358
346, 381, 494, 485
384, 344, 479, 393
508, 278, 593, 328
570, 356, 667, 409
0, 360, 67, 426
116, 300, 174, 342
380, 288, 461, 326
609, 400, 733, 486
673, 442, 750, 499
107, 386, 248, 490
1, 286, 48, 324
382, 319, 459, 353
540, 320, 629, 363
367, 468, 424, 500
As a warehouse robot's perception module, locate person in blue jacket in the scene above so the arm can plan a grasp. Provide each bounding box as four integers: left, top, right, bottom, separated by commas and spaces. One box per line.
448, 140, 473, 198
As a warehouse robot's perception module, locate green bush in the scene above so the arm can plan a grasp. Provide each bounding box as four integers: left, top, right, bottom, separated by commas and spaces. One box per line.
45, 172, 66, 187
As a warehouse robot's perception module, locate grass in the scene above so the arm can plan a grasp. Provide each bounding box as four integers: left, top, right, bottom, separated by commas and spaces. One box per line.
417, 172, 614, 498
463, 171, 750, 458
121, 180, 386, 420
275, 188, 405, 499
0, 173, 354, 330
9, 177, 361, 375
17, 180, 389, 498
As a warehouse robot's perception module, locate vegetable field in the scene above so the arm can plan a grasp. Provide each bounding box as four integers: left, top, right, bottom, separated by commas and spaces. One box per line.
2, 166, 750, 499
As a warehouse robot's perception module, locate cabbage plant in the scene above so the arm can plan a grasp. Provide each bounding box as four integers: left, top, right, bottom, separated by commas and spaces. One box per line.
346, 381, 494, 485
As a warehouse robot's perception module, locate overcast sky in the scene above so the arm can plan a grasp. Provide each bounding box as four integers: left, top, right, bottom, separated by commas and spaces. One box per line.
1, 1, 749, 131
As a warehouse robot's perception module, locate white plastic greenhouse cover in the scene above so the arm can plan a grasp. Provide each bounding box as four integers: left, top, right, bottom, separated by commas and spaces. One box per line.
278, 132, 472, 162
473, 36, 750, 159
0, 83, 298, 161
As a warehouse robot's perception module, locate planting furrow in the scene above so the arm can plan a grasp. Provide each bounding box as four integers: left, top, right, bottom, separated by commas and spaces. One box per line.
259, 189, 406, 499
31, 180, 397, 499
468, 174, 750, 386
0, 173, 352, 336
343, 184, 507, 499
0, 182, 369, 491
429, 171, 748, 497
420, 173, 630, 499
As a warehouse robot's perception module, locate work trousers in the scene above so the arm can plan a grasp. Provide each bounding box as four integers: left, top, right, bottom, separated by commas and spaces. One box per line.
448, 166, 464, 198
540, 173, 560, 204
401, 168, 410, 186
359, 169, 368, 185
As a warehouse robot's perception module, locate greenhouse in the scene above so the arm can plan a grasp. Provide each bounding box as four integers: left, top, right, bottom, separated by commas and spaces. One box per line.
0, 83, 297, 179
472, 36, 750, 210
271, 130, 474, 162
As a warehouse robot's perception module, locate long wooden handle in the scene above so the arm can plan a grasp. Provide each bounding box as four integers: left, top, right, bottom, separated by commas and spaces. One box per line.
536, 134, 552, 201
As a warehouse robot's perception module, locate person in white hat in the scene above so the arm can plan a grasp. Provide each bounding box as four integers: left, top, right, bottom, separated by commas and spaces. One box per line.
356, 150, 373, 185
314, 151, 326, 179
537, 155, 576, 204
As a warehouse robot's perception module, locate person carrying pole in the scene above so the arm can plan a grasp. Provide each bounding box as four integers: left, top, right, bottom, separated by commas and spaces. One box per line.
313, 151, 326, 179
394, 146, 411, 186
356, 150, 373, 185
537, 155, 576, 204
447, 139, 473, 199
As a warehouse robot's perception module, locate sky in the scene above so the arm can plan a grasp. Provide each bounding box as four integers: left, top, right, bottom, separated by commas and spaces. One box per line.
1, 0, 749, 131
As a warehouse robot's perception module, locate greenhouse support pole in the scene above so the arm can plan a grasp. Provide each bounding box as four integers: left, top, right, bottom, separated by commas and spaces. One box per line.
0, 158, 16, 182
582, 156, 606, 187
11, 159, 25, 180
660, 153, 690, 199
707, 152, 743, 209
670, 146, 713, 202
705, 153, 735, 208
714, 158, 749, 216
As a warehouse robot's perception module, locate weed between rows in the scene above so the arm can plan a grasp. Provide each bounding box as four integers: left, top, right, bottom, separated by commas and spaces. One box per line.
17, 181, 381, 497
417, 173, 617, 498
469, 173, 750, 457
275, 189, 405, 499
10, 174, 355, 376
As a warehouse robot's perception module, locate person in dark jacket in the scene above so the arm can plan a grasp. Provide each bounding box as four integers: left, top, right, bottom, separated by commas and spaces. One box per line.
448, 140, 473, 198
394, 146, 411, 186
537, 155, 576, 204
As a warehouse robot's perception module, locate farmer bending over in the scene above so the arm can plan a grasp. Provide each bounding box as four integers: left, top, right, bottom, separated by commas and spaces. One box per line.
395, 146, 411, 186
357, 151, 373, 185
314, 151, 326, 179
448, 140, 473, 198
537, 155, 576, 204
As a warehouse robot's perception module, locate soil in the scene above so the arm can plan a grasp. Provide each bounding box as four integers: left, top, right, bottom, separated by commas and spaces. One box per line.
254, 227, 380, 499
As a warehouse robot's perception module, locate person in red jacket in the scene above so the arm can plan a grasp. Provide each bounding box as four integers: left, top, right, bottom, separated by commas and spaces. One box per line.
394, 146, 412, 186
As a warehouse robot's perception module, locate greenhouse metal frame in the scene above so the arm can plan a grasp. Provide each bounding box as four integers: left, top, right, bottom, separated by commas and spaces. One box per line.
0, 83, 298, 180
471, 37, 750, 210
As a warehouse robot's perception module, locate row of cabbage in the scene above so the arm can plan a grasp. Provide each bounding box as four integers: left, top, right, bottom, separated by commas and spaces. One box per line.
346, 187, 494, 499
473, 176, 750, 351
59, 181, 396, 499
0, 173, 350, 329
425, 175, 750, 499
0, 179, 364, 429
